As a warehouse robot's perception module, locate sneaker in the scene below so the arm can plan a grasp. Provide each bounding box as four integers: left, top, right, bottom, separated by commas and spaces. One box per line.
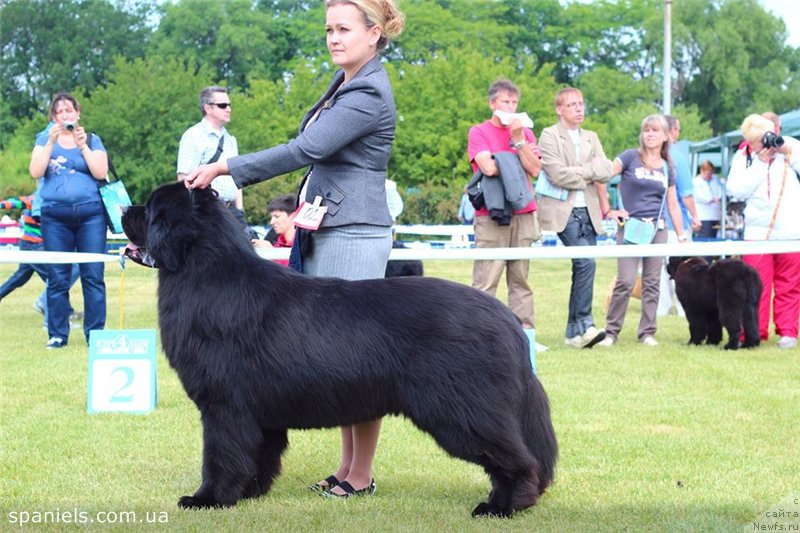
565, 335, 582, 348
640, 336, 659, 346
46, 337, 67, 349
597, 336, 615, 347
565, 327, 607, 349
32, 300, 45, 315
534, 341, 549, 353
777, 336, 797, 349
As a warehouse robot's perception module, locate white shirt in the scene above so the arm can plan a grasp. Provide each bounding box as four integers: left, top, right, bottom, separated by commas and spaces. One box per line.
177, 118, 240, 202
726, 136, 800, 240
567, 128, 586, 208
692, 173, 723, 222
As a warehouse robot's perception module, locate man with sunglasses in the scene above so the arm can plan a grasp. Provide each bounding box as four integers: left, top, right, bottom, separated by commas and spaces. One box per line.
177, 86, 244, 226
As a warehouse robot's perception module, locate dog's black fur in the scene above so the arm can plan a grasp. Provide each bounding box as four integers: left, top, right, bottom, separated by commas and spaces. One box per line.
385, 241, 424, 278
667, 256, 762, 349
122, 183, 557, 517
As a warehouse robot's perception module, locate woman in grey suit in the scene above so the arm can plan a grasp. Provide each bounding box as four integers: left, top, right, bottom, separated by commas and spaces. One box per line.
185, 0, 405, 498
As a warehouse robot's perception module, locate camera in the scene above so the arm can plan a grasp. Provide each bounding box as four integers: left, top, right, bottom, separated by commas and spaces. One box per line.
762, 131, 784, 149
63, 121, 76, 131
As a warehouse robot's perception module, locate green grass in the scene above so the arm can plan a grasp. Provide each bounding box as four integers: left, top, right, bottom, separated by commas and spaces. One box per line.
1, 259, 798, 532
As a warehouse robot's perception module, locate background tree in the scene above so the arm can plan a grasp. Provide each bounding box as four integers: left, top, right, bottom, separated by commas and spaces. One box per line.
0, 0, 154, 131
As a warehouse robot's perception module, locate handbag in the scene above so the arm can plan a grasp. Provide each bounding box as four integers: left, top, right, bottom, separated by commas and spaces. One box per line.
89, 133, 132, 234
621, 161, 667, 245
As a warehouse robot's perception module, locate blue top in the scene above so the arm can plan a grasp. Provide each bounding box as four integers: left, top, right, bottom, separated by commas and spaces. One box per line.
616, 149, 676, 219
36, 131, 106, 207
666, 144, 693, 231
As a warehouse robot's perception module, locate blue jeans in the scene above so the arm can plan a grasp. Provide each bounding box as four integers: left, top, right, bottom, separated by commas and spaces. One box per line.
41, 201, 107, 343
557, 208, 598, 338
37, 264, 79, 327
0, 240, 48, 298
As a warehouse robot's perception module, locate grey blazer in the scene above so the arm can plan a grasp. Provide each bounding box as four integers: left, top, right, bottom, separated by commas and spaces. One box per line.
228, 55, 396, 228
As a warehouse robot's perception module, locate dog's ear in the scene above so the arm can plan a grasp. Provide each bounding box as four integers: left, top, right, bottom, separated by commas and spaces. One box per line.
146, 186, 200, 272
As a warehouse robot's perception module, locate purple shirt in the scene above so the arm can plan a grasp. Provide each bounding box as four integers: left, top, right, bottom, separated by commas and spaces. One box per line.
616, 149, 675, 219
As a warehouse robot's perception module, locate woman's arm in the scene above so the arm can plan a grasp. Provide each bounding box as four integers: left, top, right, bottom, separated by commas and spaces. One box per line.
597, 159, 628, 222
77, 127, 108, 179
29, 125, 62, 178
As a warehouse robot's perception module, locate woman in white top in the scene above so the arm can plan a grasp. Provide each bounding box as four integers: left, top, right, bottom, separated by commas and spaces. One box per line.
726, 114, 800, 349
692, 159, 723, 239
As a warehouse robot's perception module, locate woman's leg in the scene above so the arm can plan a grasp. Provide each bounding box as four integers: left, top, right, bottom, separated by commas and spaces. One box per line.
75, 202, 107, 343
639, 228, 668, 339
329, 419, 382, 494
743, 253, 774, 340
41, 205, 75, 342
771, 251, 800, 339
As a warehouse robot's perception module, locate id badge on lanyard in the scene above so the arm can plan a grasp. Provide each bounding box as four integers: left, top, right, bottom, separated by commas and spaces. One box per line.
293, 195, 328, 231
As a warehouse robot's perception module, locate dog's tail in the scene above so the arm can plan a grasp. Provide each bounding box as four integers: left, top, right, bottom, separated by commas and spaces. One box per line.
521, 376, 558, 493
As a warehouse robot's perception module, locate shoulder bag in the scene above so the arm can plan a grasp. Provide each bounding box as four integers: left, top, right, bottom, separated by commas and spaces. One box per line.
90, 133, 132, 234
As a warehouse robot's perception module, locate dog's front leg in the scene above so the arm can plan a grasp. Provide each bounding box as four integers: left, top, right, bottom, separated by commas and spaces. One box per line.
178, 407, 262, 509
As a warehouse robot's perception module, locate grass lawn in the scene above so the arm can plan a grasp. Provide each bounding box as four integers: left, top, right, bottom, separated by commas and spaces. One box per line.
0, 257, 797, 531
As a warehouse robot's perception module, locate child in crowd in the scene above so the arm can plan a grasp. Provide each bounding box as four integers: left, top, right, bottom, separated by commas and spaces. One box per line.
251, 194, 296, 266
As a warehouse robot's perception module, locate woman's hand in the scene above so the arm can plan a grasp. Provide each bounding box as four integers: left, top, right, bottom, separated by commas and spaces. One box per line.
251, 239, 274, 249
47, 123, 64, 145
184, 162, 227, 190
606, 208, 629, 224
73, 126, 89, 149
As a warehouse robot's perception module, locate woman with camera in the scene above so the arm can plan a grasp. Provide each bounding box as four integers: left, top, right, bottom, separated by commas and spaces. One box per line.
727, 113, 800, 349
29, 92, 109, 349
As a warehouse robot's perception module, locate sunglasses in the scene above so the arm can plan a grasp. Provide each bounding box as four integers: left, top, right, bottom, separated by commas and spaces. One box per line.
209, 102, 231, 109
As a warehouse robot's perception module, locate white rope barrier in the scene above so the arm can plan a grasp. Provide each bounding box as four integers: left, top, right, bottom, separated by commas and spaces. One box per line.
3, 239, 799, 265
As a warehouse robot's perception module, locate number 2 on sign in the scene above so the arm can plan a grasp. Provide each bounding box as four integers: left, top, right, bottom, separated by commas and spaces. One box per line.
110, 366, 135, 403
293, 195, 327, 230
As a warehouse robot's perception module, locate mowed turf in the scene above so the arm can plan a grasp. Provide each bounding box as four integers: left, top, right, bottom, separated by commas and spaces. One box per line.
0, 256, 797, 531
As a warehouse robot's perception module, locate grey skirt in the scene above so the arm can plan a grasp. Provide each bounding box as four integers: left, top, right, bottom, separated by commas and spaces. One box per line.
303, 224, 392, 281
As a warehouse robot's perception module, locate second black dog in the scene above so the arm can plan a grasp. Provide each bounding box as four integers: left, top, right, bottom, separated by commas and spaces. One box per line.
667, 257, 762, 349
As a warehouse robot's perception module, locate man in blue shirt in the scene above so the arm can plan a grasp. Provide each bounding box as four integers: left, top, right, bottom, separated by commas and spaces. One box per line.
658, 115, 701, 317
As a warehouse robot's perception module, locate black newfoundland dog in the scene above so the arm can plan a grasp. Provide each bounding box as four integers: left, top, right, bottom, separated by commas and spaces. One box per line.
121, 183, 557, 518
667, 256, 762, 349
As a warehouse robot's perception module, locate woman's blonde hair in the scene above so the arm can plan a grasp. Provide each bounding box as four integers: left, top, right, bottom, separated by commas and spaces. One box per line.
326, 0, 405, 50
638, 114, 672, 164
740, 114, 774, 144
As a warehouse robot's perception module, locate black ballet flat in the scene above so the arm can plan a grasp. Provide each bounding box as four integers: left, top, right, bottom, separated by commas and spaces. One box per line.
321, 479, 376, 498
309, 475, 340, 492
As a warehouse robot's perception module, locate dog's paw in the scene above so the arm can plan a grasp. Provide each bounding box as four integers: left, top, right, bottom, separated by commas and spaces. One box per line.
177, 495, 223, 510
471, 502, 512, 518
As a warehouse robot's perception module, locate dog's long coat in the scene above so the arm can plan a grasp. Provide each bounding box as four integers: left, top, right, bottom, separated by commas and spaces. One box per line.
122, 183, 557, 517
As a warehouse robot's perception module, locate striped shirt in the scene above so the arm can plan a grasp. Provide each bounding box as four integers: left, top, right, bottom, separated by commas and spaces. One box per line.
0, 195, 42, 244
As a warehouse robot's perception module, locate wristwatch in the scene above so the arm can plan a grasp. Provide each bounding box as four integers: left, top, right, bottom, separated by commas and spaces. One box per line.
677, 234, 688, 242
511, 139, 526, 150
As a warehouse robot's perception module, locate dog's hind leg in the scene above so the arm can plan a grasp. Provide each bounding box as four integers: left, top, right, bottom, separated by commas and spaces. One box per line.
741, 299, 761, 348
685, 311, 708, 345
741, 281, 762, 348
178, 408, 264, 509
243, 429, 289, 500
706, 312, 723, 345
719, 305, 743, 350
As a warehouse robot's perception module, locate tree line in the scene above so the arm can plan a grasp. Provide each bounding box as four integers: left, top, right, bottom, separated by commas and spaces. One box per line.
1, 0, 797, 224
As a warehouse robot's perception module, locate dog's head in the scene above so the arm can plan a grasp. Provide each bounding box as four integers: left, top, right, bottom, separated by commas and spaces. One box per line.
122, 182, 220, 272
666, 256, 708, 279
